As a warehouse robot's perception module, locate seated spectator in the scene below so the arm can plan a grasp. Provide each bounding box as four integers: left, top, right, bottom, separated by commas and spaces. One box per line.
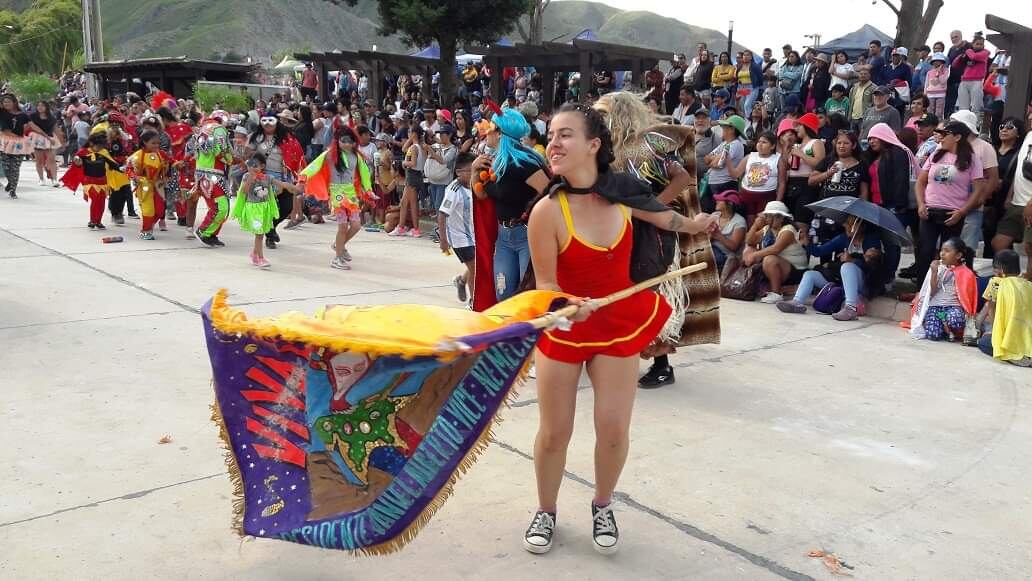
908, 237, 978, 341
744, 201, 810, 304
709, 190, 748, 271
975, 250, 1032, 366
776, 216, 883, 320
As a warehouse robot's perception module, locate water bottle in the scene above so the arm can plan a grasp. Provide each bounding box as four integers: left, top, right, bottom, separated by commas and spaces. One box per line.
716, 143, 729, 169
101, 236, 124, 244
831, 161, 843, 183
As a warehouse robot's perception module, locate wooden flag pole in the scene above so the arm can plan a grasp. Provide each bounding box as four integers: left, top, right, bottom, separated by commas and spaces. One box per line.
529, 262, 709, 330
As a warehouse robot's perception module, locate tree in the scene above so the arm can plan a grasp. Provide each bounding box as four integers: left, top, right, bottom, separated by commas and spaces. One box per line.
515, 0, 551, 45
0, 0, 83, 76
326, 0, 527, 105
877, 0, 944, 50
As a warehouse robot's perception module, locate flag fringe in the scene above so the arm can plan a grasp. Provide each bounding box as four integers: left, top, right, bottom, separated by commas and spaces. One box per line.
210, 398, 246, 536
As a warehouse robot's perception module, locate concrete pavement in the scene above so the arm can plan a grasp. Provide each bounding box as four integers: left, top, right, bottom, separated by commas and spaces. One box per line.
1, 164, 1029, 580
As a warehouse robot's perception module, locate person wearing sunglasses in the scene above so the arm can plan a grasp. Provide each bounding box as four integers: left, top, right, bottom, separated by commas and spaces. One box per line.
989, 114, 1032, 271
913, 121, 987, 285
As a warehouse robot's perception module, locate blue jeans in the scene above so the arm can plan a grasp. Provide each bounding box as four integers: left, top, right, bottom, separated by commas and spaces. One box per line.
743, 87, 761, 114
792, 262, 865, 306
961, 207, 984, 251
494, 223, 530, 301
978, 333, 993, 357
429, 183, 447, 214
712, 245, 729, 272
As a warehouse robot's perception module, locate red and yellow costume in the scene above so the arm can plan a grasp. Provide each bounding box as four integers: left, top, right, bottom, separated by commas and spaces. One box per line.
127, 149, 171, 232
62, 148, 120, 224
536, 192, 672, 363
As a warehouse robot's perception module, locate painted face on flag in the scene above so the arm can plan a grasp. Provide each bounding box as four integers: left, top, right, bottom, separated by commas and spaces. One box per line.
329, 352, 370, 405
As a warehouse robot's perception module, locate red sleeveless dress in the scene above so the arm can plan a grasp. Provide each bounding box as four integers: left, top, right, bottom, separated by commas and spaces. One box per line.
537, 193, 672, 364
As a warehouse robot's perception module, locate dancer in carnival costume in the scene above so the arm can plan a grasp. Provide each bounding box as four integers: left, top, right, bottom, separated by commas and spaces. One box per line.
593, 92, 722, 388
232, 152, 302, 269
190, 111, 234, 247
470, 102, 550, 310
126, 130, 171, 240
63, 132, 120, 229
523, 103, 716, 555
247, 112, 305, 249
153, 96, 193, 224
94, 112, 138, 224
300, 124, 375, 270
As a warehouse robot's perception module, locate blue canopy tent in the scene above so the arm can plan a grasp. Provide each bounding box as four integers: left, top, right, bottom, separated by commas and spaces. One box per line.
410, 45, 440, 59
821, 25, 895, 58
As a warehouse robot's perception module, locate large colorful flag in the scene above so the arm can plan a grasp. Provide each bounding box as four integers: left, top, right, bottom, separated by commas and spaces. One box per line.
202, 289, 565, 554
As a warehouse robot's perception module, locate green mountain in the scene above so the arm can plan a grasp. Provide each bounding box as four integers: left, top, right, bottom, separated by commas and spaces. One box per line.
6, 0, 741, 64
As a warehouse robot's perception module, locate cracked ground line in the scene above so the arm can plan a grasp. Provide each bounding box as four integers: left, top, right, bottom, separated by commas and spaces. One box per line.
493, 441, 815, 581
0, 473, 222, 529
0, 310, 183, 331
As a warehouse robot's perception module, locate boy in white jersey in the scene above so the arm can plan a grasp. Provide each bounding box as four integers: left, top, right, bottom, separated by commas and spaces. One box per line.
438, 153, 476, 303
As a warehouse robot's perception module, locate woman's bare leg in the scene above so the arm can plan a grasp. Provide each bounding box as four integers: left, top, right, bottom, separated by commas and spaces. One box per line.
532, 351, 582, 512
253, 234, 264, 259
585, 354, 639, 505
762, 254, 791, 293
46, 149, 57, 180
34, 150, 46, 181
334, 222, 349, 258
399, 185, 414, 228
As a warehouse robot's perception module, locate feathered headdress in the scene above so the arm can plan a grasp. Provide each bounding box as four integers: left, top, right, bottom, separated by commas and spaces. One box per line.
150, 90, 177, 112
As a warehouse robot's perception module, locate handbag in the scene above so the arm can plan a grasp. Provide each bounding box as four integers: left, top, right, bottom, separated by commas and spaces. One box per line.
813, 283, 845, 314
719, 255, 762, 301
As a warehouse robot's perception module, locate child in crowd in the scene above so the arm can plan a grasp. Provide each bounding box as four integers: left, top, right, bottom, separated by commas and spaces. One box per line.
301, 125, 375, 270
372, 133, 398, 229
974, 250, 1032, 366
70, 133, 120, 230
823, 85, 850, 118
232, 152, 301, 269
909, 237, 978, 341
126, 130, 170, 240
437, 153, 476, 303
924, 53, 949, 118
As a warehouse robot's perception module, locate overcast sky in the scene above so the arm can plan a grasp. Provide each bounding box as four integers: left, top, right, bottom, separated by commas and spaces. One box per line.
572, 0, 1025, 54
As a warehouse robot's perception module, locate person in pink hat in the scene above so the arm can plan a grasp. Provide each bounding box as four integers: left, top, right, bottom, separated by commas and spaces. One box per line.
709, 190, 748, 270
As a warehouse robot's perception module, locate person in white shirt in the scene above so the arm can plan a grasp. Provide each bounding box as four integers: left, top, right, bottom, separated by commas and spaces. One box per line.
670, 87, 701, 125
437, 153, 477, 303
989, 114, 1032, 277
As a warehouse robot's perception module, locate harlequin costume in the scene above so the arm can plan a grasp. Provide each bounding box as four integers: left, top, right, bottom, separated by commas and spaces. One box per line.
231, 173, 280, 235
127, 148, 171, 235
163, 115, 195, 220
62, 147, 121, 227
536, 191, 672, 363
300, 136, 374, 223
191, 116, 233, 239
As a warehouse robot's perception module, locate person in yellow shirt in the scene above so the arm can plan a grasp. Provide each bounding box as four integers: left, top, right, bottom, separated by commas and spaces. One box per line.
711, 52, 737, 92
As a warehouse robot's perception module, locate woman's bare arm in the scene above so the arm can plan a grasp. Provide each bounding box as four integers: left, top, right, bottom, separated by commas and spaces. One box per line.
528, 197, 561, 292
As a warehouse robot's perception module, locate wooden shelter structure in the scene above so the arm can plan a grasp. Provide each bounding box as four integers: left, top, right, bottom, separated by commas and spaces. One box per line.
986, 14, 1032, 120
471, 38, 670, 110
294, 50, 442, 106
84, 57, 255, 99
298, 38, 669, 112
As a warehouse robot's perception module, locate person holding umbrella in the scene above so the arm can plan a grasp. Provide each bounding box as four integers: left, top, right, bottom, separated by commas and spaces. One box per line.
776, 214, 884, 320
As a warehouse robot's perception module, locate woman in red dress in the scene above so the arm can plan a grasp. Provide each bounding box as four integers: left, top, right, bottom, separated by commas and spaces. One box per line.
523, 104, 716, 555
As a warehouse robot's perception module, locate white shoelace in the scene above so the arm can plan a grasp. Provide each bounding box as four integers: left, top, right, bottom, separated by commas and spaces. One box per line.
593, 506, 616, 535
528, 511, 555, 536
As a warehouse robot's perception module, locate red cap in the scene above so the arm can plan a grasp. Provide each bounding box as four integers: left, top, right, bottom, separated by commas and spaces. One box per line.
437, 109, 453, 124
796, 112, 819, 134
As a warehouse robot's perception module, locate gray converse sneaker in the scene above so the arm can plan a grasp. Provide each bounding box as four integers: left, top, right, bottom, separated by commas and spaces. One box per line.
776, 299, 807, 314
832, 304, 858, 321
523, 510, 556, 554
591, 503, 619, 555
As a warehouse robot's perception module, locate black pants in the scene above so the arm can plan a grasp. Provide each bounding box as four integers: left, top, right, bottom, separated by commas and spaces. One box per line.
107, 185, 134, 217
269, 192, 294, 240
915, 210, 964, 285
945, 82, 960, 117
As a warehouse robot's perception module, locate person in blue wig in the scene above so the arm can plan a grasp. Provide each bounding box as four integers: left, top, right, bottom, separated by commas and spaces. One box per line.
471, 106, 550, 304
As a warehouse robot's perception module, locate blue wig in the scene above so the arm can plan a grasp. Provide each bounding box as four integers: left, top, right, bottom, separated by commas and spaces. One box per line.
491, 108, 543, 177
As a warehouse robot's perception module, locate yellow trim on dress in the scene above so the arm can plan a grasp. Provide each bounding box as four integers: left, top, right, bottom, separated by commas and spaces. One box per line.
557, 192, 629, 253
544, 293, 662, 348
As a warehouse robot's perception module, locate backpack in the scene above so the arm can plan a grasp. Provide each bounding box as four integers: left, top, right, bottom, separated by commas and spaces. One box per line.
813, 283, 845, 314
630, 219, 678, 283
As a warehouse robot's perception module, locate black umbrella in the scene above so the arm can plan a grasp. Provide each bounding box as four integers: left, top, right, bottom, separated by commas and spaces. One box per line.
806, 196, 912, 246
